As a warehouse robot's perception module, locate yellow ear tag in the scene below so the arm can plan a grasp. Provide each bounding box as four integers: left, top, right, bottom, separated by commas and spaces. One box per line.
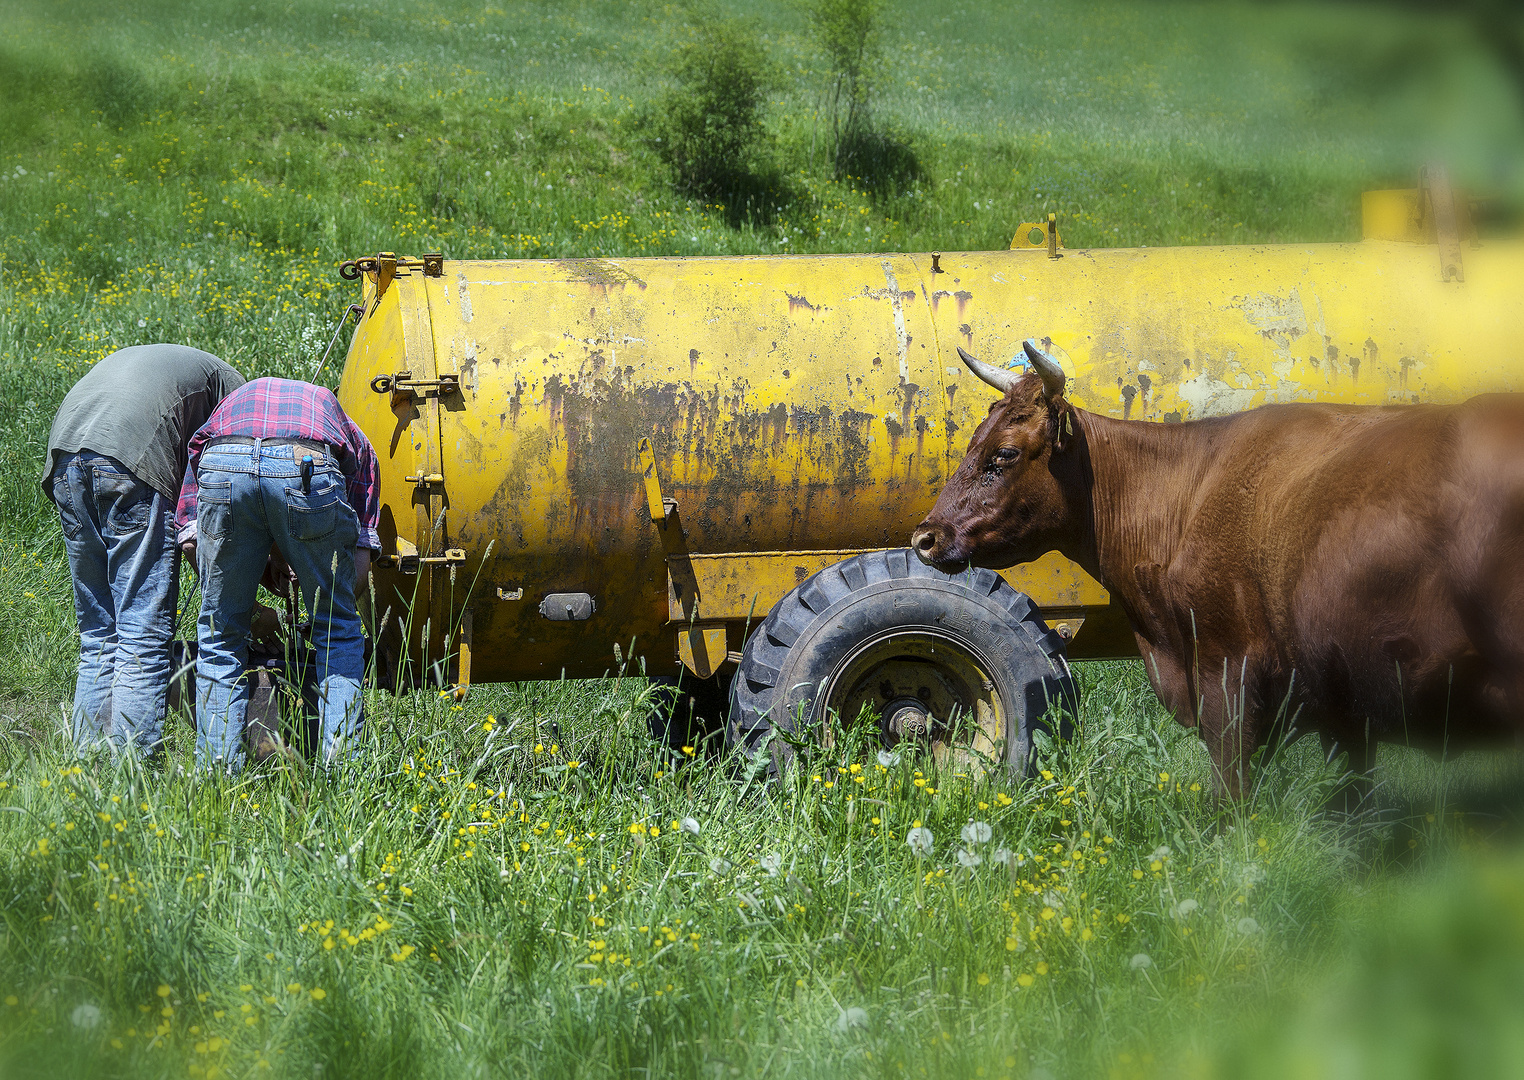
1064, 412, 1073, 437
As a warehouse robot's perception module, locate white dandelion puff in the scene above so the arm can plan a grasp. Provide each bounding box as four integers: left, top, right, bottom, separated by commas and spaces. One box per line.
961, 821, 993, 845
956, 849, 982, 868
1172, 898, 1199, 920
837, 1006, 869, 1032
1237, 917, 1261, 935
906, 827, 934, 858
71, 1003, 102, 1029
877, 750, 899, 768
1129, 953, 1153, 970
760, 852, 783, 877
991, 847, 1015, 867
680, 817, 701, 835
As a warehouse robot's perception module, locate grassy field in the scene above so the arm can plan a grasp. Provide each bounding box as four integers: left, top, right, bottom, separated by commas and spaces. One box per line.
1, 0, 1523, 1077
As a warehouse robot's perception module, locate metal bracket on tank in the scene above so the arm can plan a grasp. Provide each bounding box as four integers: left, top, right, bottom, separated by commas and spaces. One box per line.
638, 438, 678, 521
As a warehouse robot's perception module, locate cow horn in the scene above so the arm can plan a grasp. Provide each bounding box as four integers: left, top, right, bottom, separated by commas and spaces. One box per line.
1023, 339, 1067, 399
957, 347, 1020, 395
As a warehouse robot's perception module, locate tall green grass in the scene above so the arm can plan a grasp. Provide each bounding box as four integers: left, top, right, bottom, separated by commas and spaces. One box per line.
1, 0, 1523, 1076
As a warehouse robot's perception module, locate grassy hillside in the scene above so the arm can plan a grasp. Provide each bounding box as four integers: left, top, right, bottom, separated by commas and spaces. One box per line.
1, 1, 1522, 1077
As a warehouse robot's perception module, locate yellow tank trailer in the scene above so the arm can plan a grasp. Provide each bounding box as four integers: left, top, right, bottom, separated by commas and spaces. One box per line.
335, 181, 1524, 764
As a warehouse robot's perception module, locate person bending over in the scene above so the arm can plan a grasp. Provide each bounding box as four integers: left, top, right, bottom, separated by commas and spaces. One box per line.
44, 344, 244, 757
176, 377, 380, 772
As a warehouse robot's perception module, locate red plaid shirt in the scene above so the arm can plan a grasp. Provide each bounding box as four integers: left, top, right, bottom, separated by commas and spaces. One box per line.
175, 378, 382, 551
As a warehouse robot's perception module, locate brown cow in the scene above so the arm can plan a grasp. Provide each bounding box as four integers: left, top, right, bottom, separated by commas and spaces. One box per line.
912, 340, 1524, 798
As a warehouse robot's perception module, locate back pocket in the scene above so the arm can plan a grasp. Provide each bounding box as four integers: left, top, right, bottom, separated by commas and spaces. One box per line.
287, 479, 340, 541
197, 479, 233, 541
97, 469, 155, 537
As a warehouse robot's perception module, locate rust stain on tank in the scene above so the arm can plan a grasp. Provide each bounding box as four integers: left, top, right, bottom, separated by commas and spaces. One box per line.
787, 292, 821, 314
560, 259, 648, 294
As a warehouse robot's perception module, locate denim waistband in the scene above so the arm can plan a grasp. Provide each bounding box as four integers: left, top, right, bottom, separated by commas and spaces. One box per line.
205, 436, 340, 459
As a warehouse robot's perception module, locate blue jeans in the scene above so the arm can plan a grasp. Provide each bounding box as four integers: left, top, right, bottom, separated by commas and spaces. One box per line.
194, 442, 364, 771
51, 452, 180, 757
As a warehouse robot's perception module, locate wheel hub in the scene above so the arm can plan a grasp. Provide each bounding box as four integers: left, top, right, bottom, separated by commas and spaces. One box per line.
883, 697, 932, 742
820, 631, 1006, 770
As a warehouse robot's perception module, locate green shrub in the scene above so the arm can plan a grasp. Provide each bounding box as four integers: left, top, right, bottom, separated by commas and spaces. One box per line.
651, 17, 775, 199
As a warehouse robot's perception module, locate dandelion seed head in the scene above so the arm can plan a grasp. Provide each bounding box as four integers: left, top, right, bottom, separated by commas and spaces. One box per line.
836, 1006, 868, 1032
961, 821, 992, 845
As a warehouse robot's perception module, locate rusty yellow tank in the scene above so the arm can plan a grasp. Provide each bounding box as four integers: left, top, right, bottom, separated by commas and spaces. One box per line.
335, 188, 1524, 692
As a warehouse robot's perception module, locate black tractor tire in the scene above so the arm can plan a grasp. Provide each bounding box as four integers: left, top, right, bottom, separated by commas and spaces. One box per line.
726, 548, 1075, 775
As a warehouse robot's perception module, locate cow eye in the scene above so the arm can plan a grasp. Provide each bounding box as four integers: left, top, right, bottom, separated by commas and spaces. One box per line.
992, 447, 1020, 464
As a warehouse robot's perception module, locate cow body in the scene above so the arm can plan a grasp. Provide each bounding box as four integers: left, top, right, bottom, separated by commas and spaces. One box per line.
912, 345, 1524, 795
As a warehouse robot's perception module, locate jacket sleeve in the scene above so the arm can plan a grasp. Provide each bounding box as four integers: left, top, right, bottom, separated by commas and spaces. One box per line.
174, 461, 199, 545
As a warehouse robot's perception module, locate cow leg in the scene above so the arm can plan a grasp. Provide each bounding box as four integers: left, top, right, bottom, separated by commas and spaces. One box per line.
1196, 654, 1263, 801
1320, 726, 1376, 812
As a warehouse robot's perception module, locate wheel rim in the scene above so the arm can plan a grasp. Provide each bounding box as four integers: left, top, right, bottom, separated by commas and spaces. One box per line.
818, 629, 1006, 769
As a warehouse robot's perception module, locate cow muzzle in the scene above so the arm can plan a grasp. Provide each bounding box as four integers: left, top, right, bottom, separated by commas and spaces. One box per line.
911, 522, 961, 568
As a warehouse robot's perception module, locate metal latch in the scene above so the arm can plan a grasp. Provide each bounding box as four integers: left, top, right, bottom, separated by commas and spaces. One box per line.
379, 548, 466, 574
339, 251, 444, 289
405, 472, 445, 486
369, 371, 460, 397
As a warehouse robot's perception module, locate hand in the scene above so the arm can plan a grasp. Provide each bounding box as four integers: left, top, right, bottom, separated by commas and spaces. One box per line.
260, 548, 295, 598
179, 539, 197, 576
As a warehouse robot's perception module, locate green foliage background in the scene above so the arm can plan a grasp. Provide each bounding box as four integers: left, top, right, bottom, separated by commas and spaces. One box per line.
0, 1, 1522, 1077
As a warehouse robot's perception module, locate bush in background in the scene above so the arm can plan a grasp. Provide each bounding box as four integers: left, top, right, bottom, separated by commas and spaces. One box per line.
807, 0, 922, 193
651, 16, 776, 200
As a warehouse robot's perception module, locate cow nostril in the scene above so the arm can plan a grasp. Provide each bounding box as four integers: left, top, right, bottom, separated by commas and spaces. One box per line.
914, 529, 937, 553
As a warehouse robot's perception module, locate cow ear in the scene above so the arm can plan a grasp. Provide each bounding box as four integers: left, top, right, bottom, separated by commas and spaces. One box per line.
1051, 405, 1074, 453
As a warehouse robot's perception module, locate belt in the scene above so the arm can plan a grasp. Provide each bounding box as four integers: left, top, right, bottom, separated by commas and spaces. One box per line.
205, 435, 341, 460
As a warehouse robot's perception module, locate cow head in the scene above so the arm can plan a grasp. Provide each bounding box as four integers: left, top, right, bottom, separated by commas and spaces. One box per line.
912, 340, 1083, 571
